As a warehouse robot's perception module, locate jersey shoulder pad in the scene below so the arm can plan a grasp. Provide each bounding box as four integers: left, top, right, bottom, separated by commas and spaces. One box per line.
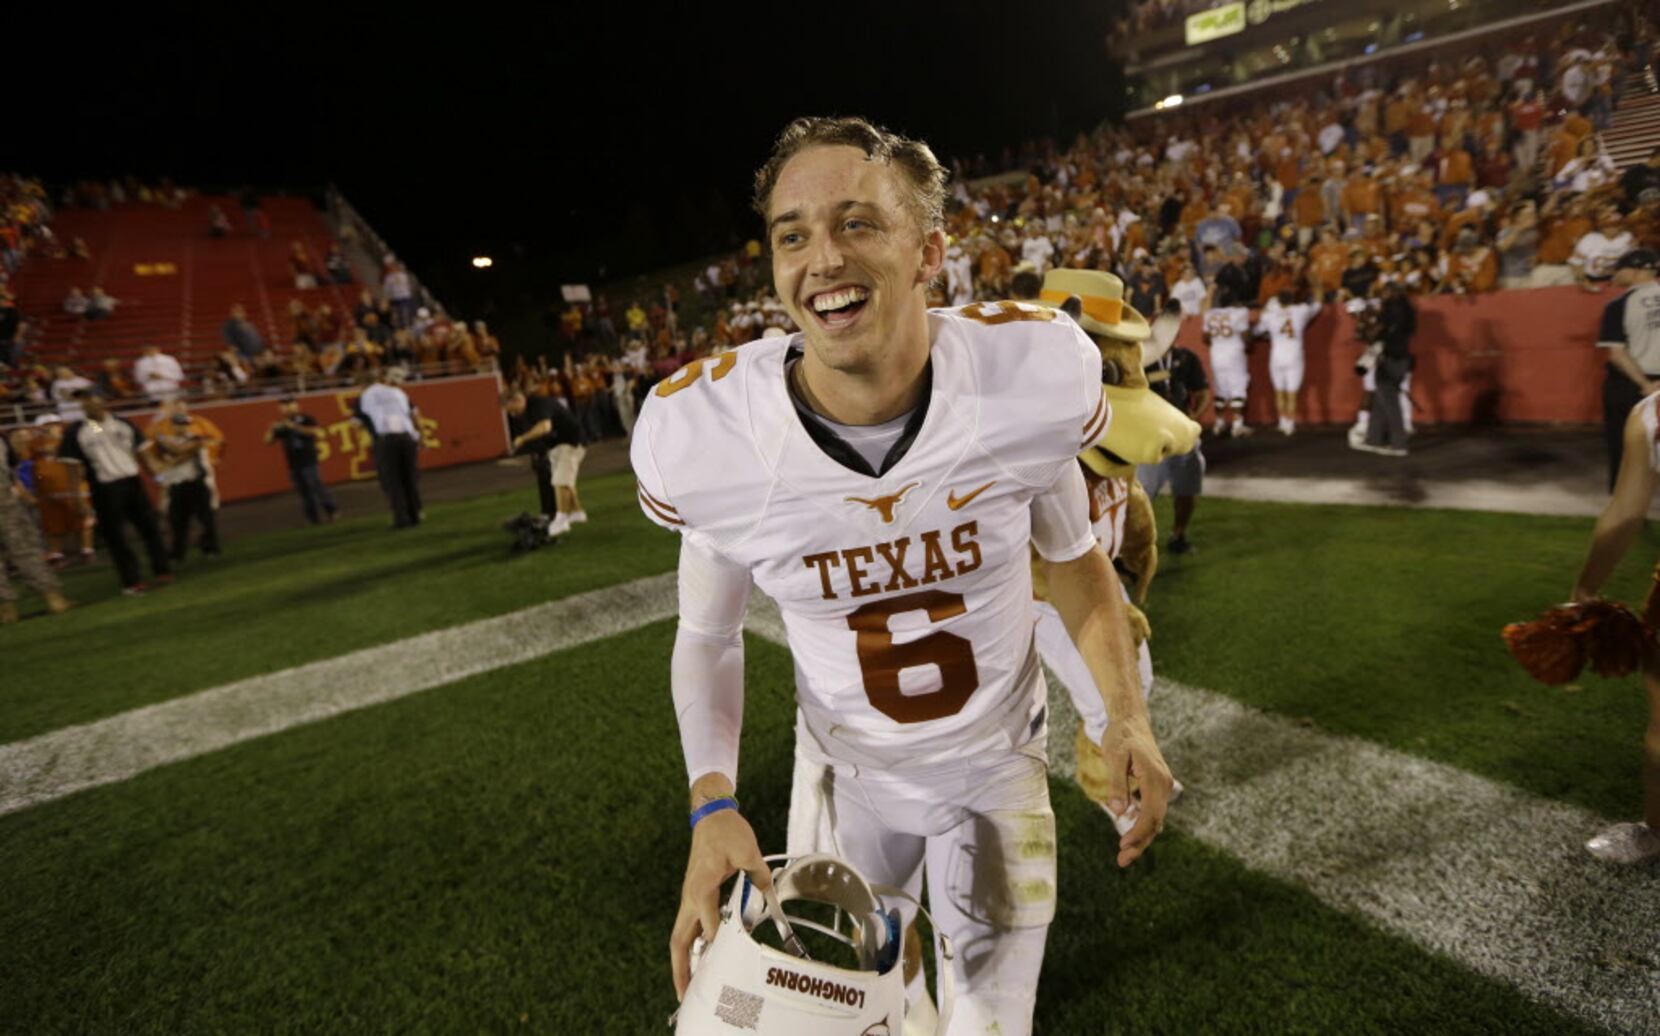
630, 342, 782, 544
935, 303, 1104, 483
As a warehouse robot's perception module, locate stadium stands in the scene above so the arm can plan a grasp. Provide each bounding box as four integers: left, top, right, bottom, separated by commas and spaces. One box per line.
1, 185, 497, 427
8, 195, 353, 370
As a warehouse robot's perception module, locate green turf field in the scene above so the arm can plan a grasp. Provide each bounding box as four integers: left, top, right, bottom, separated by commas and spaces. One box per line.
4, 474, 1652, 1032
1145, 496, 1659, 823
2, 475, 678, 743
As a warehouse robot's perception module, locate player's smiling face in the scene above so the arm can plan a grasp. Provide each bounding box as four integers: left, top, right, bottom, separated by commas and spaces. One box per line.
768, 145, 943, 374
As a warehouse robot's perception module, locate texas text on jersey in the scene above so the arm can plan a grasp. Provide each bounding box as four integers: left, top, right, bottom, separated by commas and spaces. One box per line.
631, 301, 1107, 770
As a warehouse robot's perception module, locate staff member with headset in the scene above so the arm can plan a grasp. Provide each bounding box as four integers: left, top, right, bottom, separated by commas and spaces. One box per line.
1598, 249, 1660, 490
356, 368, 424, 529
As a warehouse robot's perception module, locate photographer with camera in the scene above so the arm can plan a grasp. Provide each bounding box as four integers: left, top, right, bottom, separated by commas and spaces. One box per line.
147, 399, 225, 561
265, 395, 338, 526
502, 387, 584, 539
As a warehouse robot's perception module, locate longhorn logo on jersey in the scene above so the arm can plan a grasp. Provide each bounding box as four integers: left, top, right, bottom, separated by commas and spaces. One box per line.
844, 481, 920, 523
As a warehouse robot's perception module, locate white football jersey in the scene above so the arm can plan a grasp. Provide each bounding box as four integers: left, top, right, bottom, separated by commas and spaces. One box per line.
633, 303, 1107, 770
1085, 469, 1132, 561
1203, 306, 1251, 352
1256, 301, 1321, 353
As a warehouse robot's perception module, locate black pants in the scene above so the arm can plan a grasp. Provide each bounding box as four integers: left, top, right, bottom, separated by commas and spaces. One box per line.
374, 434, 422, 527
1604, 365, 1647, 491
91, 476, 171, 588
167, 479, 220, 559
530, 457, 558, 517
290, 463, 338, 524
1365, 354, 1412, 450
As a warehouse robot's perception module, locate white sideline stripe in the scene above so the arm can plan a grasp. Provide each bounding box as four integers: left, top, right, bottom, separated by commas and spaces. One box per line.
6, 577, 1660, 1031
0, 574, 680, 816
1203, 474, 1641, 518
1040, 671, 1660, 1036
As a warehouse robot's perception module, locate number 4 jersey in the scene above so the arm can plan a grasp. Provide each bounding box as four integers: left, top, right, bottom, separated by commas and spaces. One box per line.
631, 303, 1108, 771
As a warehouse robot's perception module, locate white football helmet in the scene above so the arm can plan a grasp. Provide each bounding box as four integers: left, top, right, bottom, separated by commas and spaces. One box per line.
673, 853, 954, 1036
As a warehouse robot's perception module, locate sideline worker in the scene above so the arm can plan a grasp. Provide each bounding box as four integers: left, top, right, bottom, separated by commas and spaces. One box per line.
503, 387, 585, 538
356, 369, 423, 529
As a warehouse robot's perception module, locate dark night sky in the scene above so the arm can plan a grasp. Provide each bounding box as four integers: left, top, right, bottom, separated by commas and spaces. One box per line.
20, 3, 1124, 311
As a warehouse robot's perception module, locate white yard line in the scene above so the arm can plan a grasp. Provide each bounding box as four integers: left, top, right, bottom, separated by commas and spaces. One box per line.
0, 574, 678, 817
1204, 474, 1660, 520
4, 576, 1658, 1032
1038, 669, 1660, 1036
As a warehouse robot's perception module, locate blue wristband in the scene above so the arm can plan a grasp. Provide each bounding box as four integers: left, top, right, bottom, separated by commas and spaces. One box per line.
689, 797, 739, 830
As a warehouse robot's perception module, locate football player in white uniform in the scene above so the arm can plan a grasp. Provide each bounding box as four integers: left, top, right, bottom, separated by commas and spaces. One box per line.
633, 117, 1186, 1034
1202, 285, 1253, 437
1570, 388, 1660, 865
1253, 291, 1322, 435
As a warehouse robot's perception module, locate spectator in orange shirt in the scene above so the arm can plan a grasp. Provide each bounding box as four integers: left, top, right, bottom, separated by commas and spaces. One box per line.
1436, 136, 1475, 207
1342, 166, 1384, 228
1390, 171, 1443, 231
976, 237, 1013, 296
1309, 227, 1348, 300
1534, 194, 1592, 286
1407, 93, 1439, 163
1292, 174, 1327, 248
1438, 228, 1499, 294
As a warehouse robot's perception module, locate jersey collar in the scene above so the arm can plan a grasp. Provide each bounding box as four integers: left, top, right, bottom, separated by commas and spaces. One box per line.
783, 343, 932, 479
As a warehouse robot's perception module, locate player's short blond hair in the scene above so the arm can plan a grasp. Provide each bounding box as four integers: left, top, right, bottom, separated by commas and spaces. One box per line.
752, 116, 948, 240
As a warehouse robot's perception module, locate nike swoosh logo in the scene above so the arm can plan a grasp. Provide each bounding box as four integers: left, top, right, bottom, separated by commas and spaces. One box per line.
947, 481, 996, 510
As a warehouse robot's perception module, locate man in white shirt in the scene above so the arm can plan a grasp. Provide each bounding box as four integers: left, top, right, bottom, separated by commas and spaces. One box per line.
356, 368, 424, 528
1020, 223, 1055, 274
1318, 118, 1346, 156
57, 389, 173, 594
134, 345, 185, 401
1560, 54, 1591, 110
943, 242, 974, 305
1170, 265, 1208, 316
1573, 208, 1636, 291
382, 262, 416, 329
50, 366, 95, 420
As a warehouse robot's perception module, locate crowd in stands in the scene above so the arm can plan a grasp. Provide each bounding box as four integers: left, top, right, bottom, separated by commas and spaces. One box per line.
9, 9, 1659, 440
600, 6, 1659, 381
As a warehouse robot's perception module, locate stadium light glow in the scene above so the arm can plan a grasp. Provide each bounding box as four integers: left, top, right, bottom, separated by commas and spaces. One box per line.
1155, 93, 1184, 110
472, 256, 494, 269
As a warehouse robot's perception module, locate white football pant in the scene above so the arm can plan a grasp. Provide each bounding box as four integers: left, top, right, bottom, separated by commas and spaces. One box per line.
1268, 344, 1304, 393
1032, 600, 1153, 747
1209, 341, 1250, 406
788, 736, 1054, 1036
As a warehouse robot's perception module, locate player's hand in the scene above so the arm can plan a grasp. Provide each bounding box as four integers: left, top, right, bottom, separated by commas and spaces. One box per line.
1100, 716, 1174, 868
670, 810, 770, 1001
